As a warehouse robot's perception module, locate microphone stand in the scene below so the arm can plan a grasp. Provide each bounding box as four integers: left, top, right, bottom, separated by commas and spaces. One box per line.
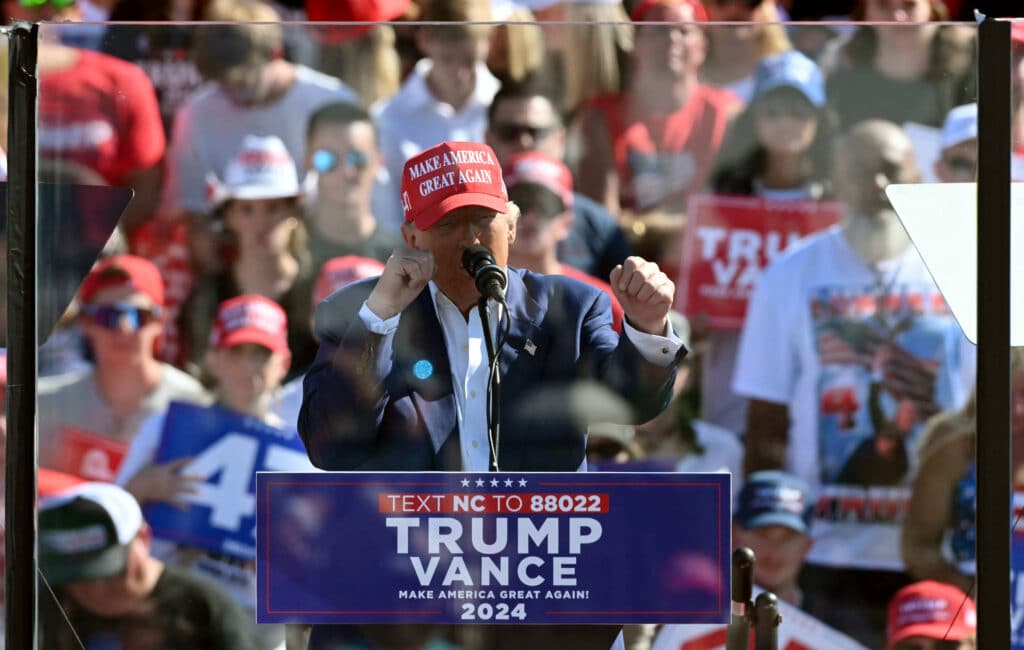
725, 547, 782, 650
477, 297, 501, 472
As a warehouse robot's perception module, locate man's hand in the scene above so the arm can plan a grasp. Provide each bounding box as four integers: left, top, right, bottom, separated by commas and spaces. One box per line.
610, 256, 675, 335
366, 248, 436, 320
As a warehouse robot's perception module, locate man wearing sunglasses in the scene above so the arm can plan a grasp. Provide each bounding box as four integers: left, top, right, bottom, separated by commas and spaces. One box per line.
485, 79, 633, 282
38, 255, 207, 481
304, 102, 400, 273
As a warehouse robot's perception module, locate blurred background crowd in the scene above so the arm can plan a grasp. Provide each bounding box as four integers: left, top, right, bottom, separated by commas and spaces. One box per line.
0, 0, 1020, 648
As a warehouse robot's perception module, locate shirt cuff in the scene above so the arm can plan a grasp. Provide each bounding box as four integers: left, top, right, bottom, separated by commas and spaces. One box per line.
359, 301, 401, 335
623, 318, 684, 367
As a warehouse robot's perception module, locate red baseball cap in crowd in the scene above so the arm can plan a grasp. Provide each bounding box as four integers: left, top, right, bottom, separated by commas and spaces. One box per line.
400, 141, 509, 231
306, 0, 410, 43
314, 256, 386, 306
79, 255, 166, 308
503, 152, 574, 211
630, 0, 708, 22
208, 294, 290, 358
886, 580, 976, 649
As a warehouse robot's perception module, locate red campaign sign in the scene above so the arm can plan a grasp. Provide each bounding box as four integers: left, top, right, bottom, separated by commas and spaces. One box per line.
676, 194, 843, 331
55, 427, 128, 482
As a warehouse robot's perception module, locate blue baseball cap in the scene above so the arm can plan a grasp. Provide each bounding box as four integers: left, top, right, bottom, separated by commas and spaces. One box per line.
753, 50, 826, 109
735, 471, 813, 533
940, 103, 977, 150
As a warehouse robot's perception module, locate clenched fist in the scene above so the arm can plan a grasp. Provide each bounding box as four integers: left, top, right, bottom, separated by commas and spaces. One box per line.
366, 248, 436, 319
610, 256, 675, 335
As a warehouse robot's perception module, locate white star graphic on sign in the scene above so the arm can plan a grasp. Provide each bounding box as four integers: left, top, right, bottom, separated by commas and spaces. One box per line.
476, 478, 485, 487
519, 478, 528, 487
504, 478, 514, 487
490, 479, 500, 487
460, 479, 470, 487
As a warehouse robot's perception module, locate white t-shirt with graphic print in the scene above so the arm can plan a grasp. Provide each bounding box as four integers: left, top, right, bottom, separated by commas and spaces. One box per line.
732, 226, 975, 571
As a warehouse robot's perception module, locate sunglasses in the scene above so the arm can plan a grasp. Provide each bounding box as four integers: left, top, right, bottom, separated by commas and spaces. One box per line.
311, 149, 369, 174
81, 303, 161, 332
490, 122, 557, 143
18, 0, 75, 7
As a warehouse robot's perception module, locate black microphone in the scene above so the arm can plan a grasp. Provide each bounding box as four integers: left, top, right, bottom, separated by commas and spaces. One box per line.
462, 245, 508, 303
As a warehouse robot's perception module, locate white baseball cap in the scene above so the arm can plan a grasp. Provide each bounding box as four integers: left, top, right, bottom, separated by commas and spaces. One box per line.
208, 135, 301, 208
940, 103, 978, 151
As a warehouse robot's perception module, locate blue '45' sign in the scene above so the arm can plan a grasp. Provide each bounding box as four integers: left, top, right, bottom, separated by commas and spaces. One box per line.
146, 401, 314, 560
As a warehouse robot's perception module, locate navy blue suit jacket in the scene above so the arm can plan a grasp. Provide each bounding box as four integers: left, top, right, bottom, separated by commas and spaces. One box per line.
299, 268, 683, 472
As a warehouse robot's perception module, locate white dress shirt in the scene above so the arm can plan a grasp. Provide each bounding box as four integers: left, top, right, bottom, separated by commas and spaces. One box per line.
358, 281, 683, 471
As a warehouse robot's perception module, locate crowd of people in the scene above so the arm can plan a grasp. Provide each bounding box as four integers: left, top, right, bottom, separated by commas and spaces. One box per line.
2, 0, 1019, 647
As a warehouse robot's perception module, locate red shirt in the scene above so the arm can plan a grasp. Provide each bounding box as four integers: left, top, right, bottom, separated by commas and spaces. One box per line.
558, 264, 624, 333
585, 85, 739, 212
38, 49, 165, 187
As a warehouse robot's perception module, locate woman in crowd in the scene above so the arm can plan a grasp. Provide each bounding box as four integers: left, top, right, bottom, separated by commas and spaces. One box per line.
178, 135, 317, 381
570, 0, 739, 214
824, 0, 975, 130
701, 49, 836, 435
901, 348, 1024, 594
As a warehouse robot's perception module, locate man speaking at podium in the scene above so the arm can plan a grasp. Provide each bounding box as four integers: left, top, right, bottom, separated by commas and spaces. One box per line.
299, 141, 684, 474
297, 141, 683, 649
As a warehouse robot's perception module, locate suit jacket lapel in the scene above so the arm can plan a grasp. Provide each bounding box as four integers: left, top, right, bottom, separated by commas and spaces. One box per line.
499, 270, 547, 377
395, 290, 457, 457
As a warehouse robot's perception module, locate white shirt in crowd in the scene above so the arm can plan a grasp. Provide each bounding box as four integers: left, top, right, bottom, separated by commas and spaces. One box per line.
359, 280, 683, 472
164, 65, 357, 214
732, 226, 975, 571
371, 59, 501, 233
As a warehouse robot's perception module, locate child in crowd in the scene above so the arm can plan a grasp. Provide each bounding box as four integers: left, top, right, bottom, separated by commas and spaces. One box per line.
118, 294, 307, 650
733, 470, 815, 607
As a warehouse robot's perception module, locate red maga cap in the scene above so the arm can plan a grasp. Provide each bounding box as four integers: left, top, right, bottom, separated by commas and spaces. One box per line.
400, 141, 509, 231
314, 255, 386, 306
503, 151, 574, 210
79, 255, 165, 308
886, 581, 976, 649
208, 294, 290, 357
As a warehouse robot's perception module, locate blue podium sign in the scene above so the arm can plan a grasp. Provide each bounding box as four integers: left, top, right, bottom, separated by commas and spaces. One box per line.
146, 402, 314, 560
257, 472, 730, 625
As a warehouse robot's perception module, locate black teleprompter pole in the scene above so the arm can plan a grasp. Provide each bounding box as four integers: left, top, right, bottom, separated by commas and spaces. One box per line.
5, 21, 38, 650
976, 15, 1012, 650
